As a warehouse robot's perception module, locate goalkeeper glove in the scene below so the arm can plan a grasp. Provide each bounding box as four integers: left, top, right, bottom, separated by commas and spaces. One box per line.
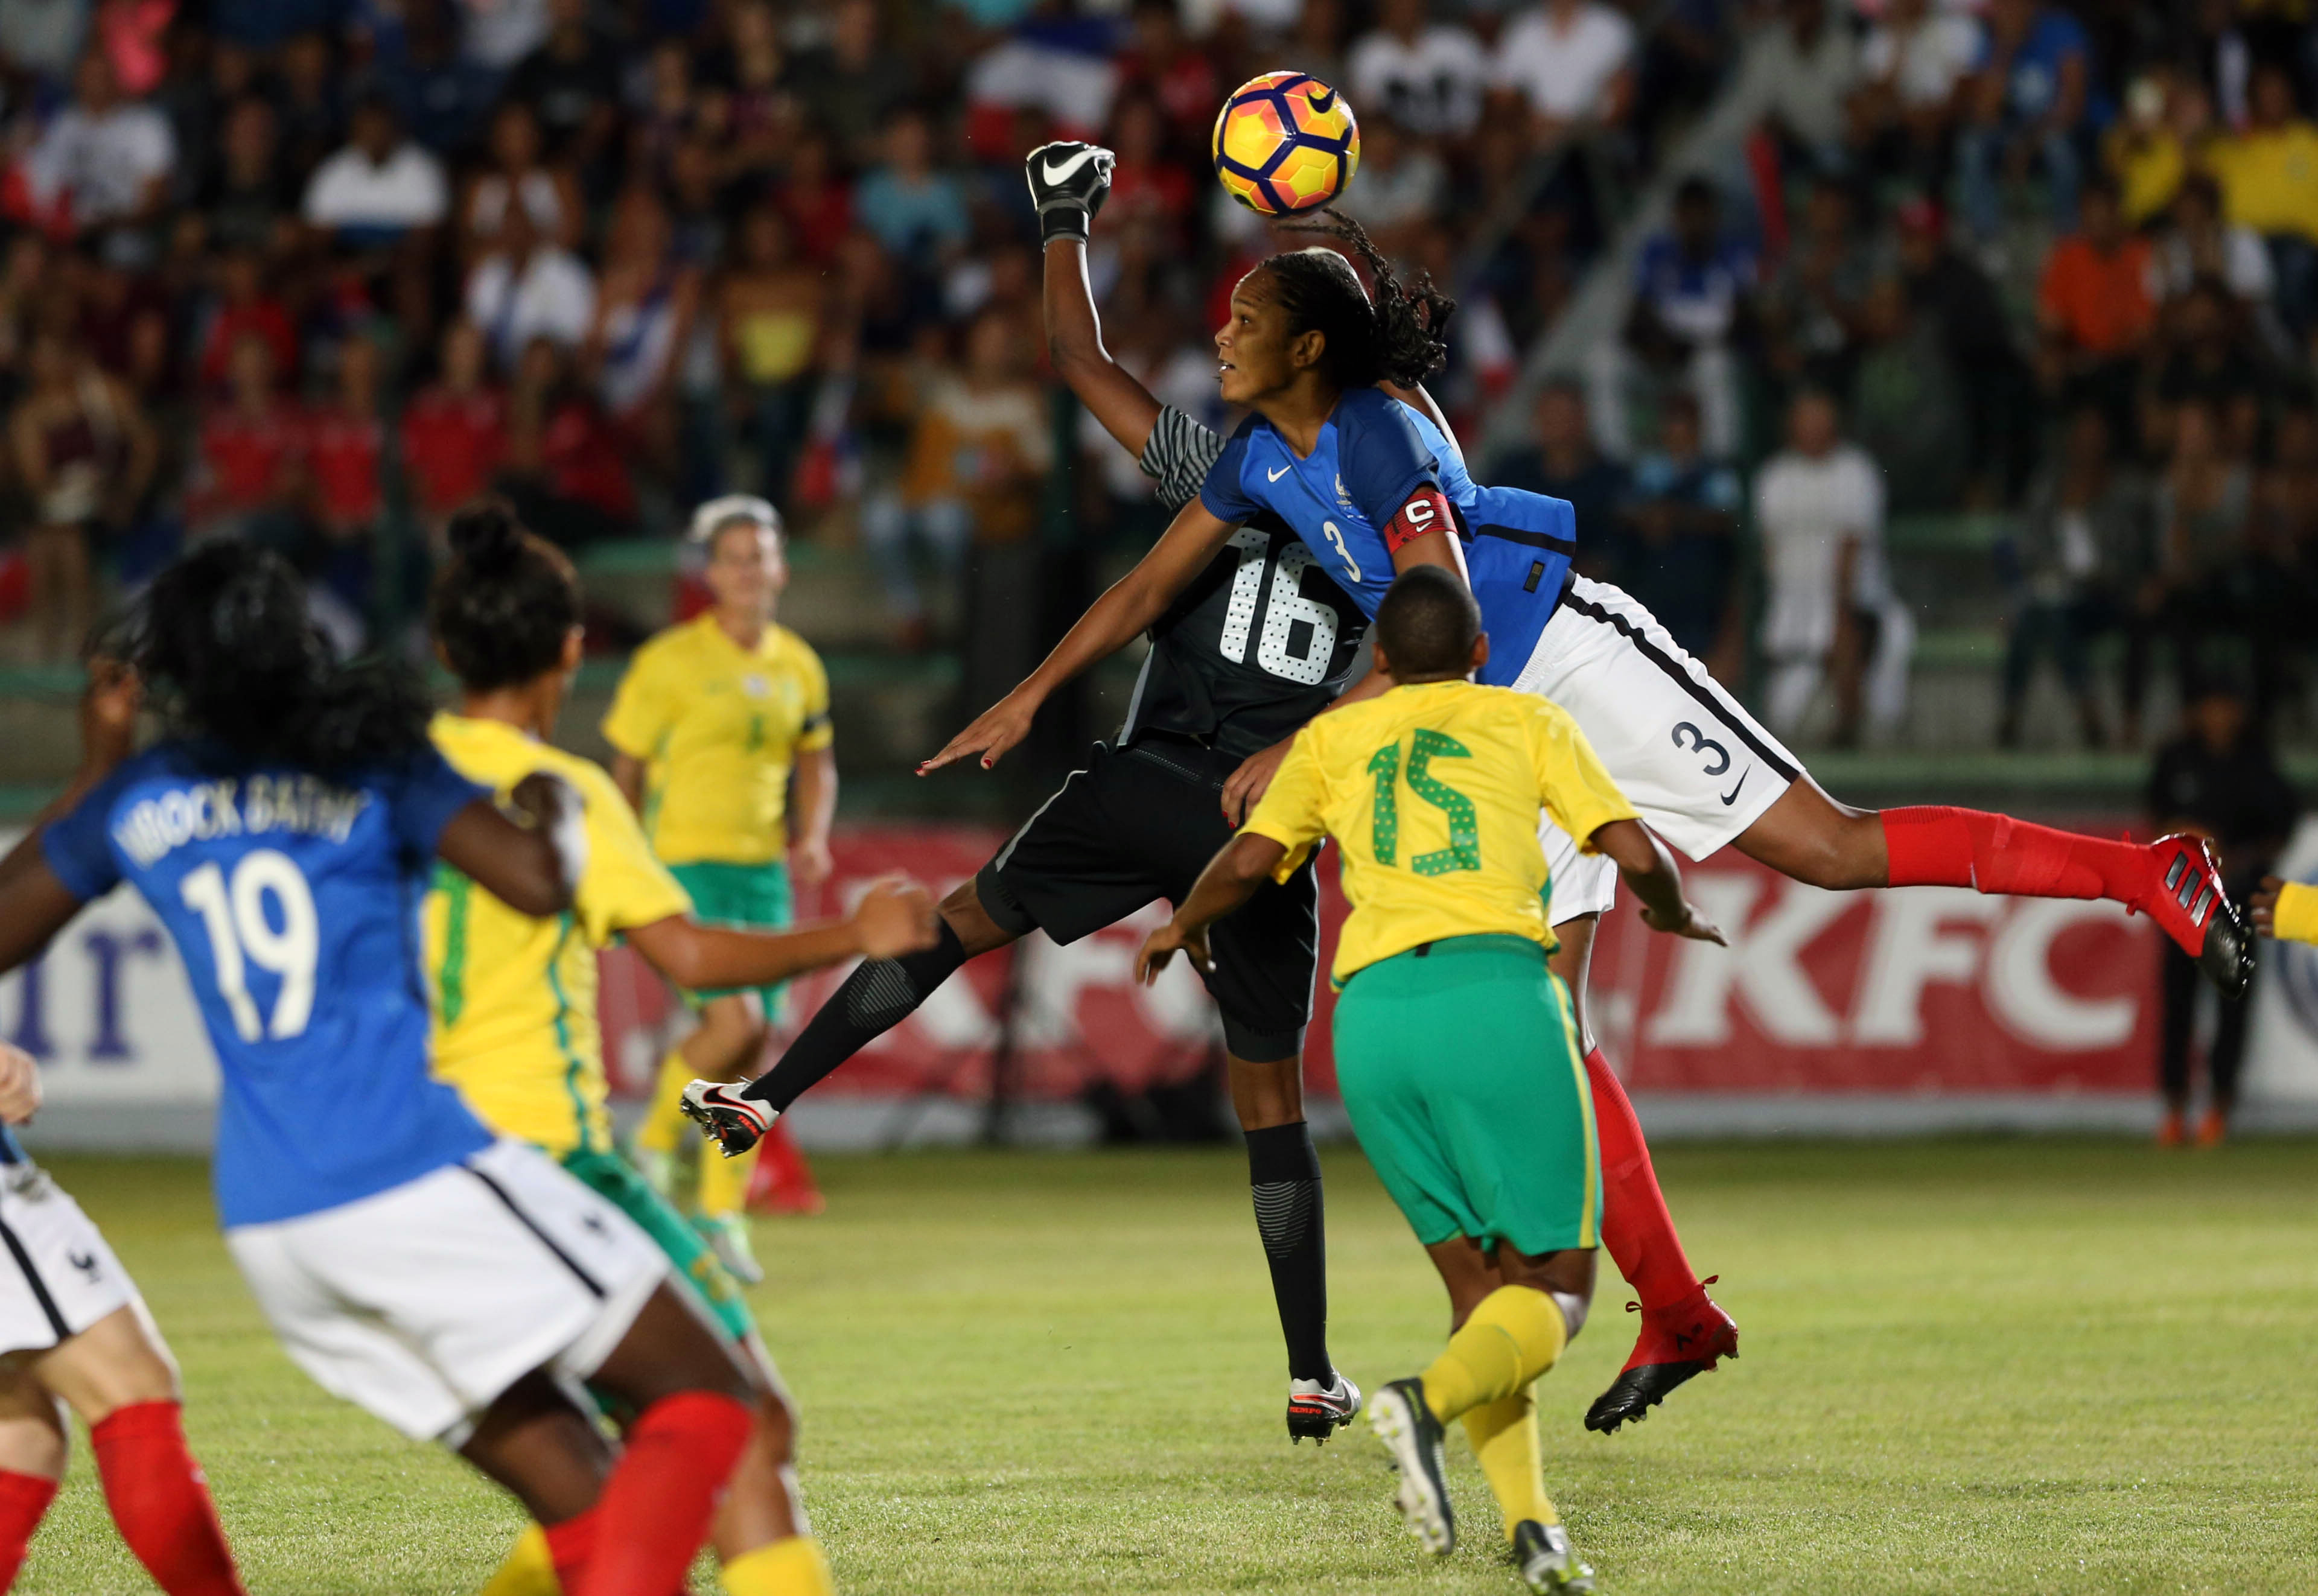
1025, 141, 1115, 245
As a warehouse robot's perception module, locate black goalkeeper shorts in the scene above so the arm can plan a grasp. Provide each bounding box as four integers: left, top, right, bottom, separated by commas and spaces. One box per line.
975, 734, 1317, 1062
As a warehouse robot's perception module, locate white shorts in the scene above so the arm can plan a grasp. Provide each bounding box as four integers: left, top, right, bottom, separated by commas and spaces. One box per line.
1516, 576, 1802, 862
1541, 816, 1620, 926
227, 1139, 669, 1445
0, 1164, 137, 1356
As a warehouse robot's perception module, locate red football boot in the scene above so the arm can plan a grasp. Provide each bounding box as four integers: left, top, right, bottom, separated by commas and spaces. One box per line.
1585, 1280, 1739, 1434
2141, 836, 2254, 999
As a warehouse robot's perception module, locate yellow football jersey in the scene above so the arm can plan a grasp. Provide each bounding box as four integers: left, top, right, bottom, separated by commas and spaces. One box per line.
600, 615, 833, 866
1243, 681, 1637, 984
425, 714, 693, 1154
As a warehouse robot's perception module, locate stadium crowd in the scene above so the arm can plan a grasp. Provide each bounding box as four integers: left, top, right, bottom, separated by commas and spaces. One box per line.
0, 0, 2314, 749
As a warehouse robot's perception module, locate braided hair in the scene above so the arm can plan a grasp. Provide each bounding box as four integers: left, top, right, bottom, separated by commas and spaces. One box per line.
1257, 209, 1456, 390
130, 542, 431, 776
428, 499, 582, 693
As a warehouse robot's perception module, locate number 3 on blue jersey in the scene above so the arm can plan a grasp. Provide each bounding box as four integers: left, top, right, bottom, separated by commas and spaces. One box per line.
1320, 520, 1361, 584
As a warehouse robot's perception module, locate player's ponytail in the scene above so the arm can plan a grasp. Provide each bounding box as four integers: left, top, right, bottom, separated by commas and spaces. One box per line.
1262, 209, 1456, 391
430, 498, 581, 693
130, 542, 431, 777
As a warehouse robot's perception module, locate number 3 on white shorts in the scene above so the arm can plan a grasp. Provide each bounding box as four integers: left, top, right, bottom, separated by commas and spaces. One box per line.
180, 850, 319, 1041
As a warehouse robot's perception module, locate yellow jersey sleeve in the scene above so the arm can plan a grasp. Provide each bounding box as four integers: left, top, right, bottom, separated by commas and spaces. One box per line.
794, 638, 834, 754
1530, 702, 1638, 854
2276, 881, 2318, 945
1242, 726, 1331, 881
571, 762, 693, 946
601, 641, 675, 761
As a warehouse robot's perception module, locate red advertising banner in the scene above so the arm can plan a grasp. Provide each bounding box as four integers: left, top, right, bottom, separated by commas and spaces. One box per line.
599, 822, 2160, 1104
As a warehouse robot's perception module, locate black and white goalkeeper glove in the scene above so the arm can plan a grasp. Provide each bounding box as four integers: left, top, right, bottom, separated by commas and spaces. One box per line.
1025, 141, 1115, 245
681, 1079, 775, 1158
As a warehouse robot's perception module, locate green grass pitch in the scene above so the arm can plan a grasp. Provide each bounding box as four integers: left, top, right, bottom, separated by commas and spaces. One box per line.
21, 1139, 2318, 1595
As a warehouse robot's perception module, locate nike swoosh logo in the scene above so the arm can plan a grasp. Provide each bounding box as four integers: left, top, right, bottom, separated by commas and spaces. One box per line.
1041, 149, 1099, 184
1307, 87, 1338, 112
1268, 464, 1292, 481
1721, 770, 1748, 807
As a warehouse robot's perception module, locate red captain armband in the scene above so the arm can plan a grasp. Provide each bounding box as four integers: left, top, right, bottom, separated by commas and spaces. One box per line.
1383, 487, 1456, 553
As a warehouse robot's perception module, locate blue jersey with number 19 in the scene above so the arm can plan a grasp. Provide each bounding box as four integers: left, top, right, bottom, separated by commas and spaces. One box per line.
42, 742, 495, 1227
1197, 387, 1576, 685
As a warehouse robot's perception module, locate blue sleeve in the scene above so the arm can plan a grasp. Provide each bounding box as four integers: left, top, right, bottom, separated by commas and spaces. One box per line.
1197, 418, 1263, 524
378, 747, 491, 866
40, 766, 133, 903
1339, 390, 1441, 524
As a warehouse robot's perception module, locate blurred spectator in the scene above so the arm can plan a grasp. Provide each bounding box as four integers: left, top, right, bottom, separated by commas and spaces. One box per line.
272, 31, 345, 188
1957, 0, 2089, 244
188, 329, 307, 543
2104, 71, 2189, 228
0, 0, 91, 83
2153, 176, 2278, 334
770, 128, 853, 270
456, 0, 548, 74
401, 319, 506, 529
195, 246, 298, 394
1596, 177, 1751, 458
865, 312, 1051, 652
1754, 389, 1914, 745
1897, 196, 2032, 502
501, 335, 634, 545
1850, 0, 1981, 192
2146, 668, 2297, 1146
1614, 392, 1741, 672
721, 206, 826, 504
584, 185, 700, 486
2145, 277, 2267, 460
1348, 118, 1448, 259
1722, 0, 1858, 175
1116, 0, 1217, 150
703, 0, 797, 188
789, 0, 911, 170
2203, 65, 2318, 337
2150, 401, 2256, 714
1849, 274, 1967, 514
1758, 176, 1873, 399
503, 0, 622, 178
1101, 96, 1195, 250
2000, 407, 2153, 748
460, 100, 583, 262
369, 0, 500, 158
304, 332, 386, 621
465, 201, 595, 366
7, 328, 155, 660
2036, 179, 2156, 427
855, 110, 970, 263
1347, 0, 1488, 141
302, 94, 450, 244
197, 95, 297, 260
1496, 380, 1629, 570
1491, 0, 1637, 144
14, 50, 176, 253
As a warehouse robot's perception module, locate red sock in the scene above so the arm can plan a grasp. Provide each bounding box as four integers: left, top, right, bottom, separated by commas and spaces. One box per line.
1880, 807, 2147, 903
0, 1470, 57, 1589
571, 1391, 752, 1596
542, 1506, 597, 1588
1585, 1048, 1702, 1314
89, 1402, 244, 1596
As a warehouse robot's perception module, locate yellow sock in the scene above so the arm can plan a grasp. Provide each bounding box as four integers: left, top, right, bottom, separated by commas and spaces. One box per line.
698, 1137, 761, 1218
638, 1049, 695, 1156
722, 1534, 835, 1595
1419, 1285, 1568, 1425
1462, 1390, 1558, 1540
477, 1524, 559, 1596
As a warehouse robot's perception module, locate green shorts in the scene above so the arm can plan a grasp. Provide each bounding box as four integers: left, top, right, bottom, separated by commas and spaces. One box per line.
559, 1146, 756, 1343
669, 859, 794, 1015
1333, 935, 1599, 1257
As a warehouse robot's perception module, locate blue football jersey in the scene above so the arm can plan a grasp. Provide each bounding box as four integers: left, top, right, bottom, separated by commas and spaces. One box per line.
42, 743, 495, 1227
1197, 386, 1576, 686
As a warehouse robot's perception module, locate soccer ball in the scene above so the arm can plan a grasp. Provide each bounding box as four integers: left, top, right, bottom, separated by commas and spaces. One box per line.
1211, 72, 1360, 217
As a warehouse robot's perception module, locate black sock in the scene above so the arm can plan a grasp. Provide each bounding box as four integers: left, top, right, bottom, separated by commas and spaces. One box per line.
1246, 1121, 1331, 1384
742, 920, 969, 1111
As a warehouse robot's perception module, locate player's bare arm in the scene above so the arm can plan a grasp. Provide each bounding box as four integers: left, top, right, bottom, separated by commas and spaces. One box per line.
1031, 142, 1167, 460
627, 876, 937, 990
610, 751, 648, 813
920, 496, 1243, 773
1587, 819, 1725, 944
1136, 833, 1289, 984
789, 744, 838, 886
437, 772, 584, 918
